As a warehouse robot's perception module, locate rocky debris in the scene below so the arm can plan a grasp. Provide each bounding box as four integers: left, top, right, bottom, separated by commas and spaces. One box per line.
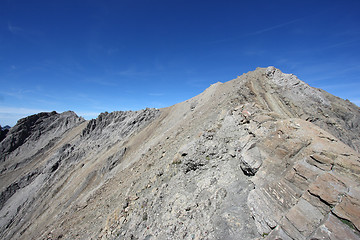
0, 169, 39, 211
1, 67, 360, 240
101, 147, 127, 173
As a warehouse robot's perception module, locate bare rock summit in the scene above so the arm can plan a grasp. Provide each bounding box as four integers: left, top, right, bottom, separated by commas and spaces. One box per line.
1, 67, 360, 240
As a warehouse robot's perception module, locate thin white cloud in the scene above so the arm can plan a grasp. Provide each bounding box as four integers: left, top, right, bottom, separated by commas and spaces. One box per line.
0, 107, 51, 115
116, 68, 154, 78
0, 107, 100, 125
83, 77, 118, 87
246, 18, 303, 36
107, 48, 119, 55
8, 23, 23, 34
0, 107, 52, 126
209, 17, 305, 44
148, 93, 164, 96
322, 38, 360, 50
243, 49, 265, 56
0, 89, 33, 99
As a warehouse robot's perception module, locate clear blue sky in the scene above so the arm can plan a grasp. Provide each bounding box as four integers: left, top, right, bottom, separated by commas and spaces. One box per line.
1, 0, 359, 126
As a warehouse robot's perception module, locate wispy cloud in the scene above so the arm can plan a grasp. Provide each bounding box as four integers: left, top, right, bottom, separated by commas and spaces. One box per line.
8, 23, 23, 34
273, 58, 306, 73
0, 89, 33, 100
210, 17, 305, 44
0, 107, 101, 125
0, 107, 52, 126
0, 107, 51, 115
69, 93, 101, 107
148, 93, 164, 96
107, 48, 119, 55
115, 68, 153, 77
7, 22, 45, 45
242, 49, 265, 56
185, 77, 209, 88
246, 18, 303, 36
83, 77, 118, 87
322, 38, 360, 50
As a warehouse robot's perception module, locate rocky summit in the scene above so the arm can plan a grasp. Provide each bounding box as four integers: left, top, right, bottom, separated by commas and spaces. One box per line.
1, 67, 360, 240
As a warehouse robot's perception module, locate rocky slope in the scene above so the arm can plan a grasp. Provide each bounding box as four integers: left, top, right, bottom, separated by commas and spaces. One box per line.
0, 67, 359, 240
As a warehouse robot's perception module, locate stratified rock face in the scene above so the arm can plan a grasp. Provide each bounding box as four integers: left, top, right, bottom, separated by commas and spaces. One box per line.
264, 66, 360, 153
1, 67, 360, 240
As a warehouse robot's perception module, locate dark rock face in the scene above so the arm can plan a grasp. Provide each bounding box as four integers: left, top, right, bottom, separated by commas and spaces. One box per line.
0, 125, 10, 142
0, 67, 359, 240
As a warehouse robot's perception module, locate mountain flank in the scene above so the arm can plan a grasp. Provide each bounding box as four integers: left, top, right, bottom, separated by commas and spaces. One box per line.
1, 67, 360, 240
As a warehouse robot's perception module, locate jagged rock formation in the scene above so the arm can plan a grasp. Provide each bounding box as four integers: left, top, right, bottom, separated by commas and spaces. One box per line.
0, 67, 359, 240
0, 111, 83, 162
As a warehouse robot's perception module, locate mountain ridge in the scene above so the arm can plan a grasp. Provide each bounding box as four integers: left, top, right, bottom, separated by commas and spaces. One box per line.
1, 67, 359, 240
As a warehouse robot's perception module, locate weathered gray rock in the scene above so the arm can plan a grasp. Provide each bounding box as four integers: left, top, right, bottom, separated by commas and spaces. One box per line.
312, 213, 360, 240
264, 66, 360, 152
0, 111, 84, 162
239, 142, 263, 176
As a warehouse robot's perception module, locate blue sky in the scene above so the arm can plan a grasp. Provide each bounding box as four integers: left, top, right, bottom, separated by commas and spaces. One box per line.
1, 0, 360, 126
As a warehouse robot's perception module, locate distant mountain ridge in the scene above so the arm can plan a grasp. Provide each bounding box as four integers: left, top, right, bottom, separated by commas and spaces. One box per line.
0, 125, 10, 142
1, 67, 359, 239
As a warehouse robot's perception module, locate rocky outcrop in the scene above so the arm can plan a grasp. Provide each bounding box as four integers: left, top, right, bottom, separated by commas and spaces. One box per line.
0, 67, 359, 240
246, 118, 360, 239
0, 111, 84, 162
